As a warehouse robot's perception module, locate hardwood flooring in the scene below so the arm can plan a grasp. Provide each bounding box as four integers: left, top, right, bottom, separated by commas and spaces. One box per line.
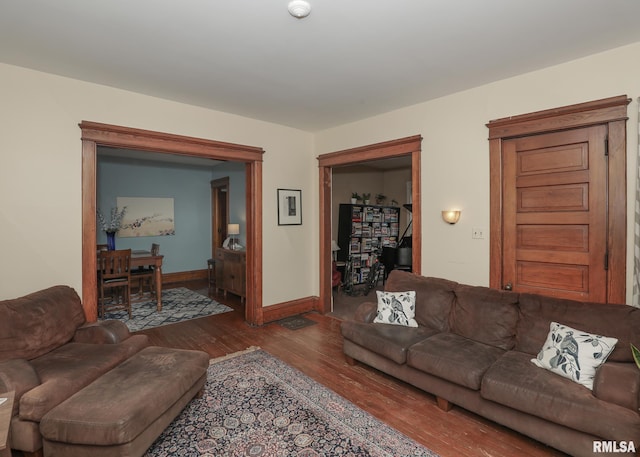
141, 280, 566, 457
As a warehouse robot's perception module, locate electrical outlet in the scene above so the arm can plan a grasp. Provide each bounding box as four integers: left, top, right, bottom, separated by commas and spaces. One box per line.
472, 227, 484, 239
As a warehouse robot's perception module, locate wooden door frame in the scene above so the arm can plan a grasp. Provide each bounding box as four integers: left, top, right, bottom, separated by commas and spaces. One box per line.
486, 95, 630, 303
80, 121, 265, 325
317, 135, 423, 314
211, 177, 230, 256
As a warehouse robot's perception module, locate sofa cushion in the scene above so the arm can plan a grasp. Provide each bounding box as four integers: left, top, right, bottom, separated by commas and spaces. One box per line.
532, 322, 617, 390
340, 321, 439, 364
373, 290, 418, 327
384, 271, 457, 332
593, 362, 640, 412
0, 286, 86, 362
0, 359, 40, 416
481, 351, 640, 442
449, 284, 519, 350
407, 333, 505, 390
20, 336, 149, 421
516, 293, 640, 362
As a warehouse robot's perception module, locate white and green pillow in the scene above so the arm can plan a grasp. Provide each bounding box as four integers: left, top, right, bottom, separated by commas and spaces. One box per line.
374, 291, 418, 327
531, 322, 617, 390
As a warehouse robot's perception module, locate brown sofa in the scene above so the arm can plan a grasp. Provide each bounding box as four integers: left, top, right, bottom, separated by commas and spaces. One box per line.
341, 270, 640, 457
0, 285, 209, 457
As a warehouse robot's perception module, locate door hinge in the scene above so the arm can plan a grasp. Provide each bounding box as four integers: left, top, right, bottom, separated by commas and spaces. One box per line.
604, 135, 609, 156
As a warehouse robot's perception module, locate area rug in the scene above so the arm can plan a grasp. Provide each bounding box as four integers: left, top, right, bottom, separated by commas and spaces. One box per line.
145, 347, 437, 457
102, 287, 233, 332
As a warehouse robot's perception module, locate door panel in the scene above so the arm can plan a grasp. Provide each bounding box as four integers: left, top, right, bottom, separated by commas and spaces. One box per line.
502, 126, 607, 301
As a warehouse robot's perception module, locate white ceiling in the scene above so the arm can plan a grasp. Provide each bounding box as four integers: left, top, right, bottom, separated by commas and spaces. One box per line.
2, 1, 640, 132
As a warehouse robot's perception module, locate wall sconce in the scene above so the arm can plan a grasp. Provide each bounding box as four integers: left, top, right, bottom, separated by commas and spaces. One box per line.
227, 223, 240, 250
441, 210, 461, 225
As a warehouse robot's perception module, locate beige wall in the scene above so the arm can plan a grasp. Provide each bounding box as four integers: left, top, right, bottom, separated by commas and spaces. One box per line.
316, 42, 640, 301
0, 63, 316, 305
2, 41, 640, 304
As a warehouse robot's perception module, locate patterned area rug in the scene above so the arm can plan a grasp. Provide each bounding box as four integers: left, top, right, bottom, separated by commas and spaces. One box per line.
145, 347, 438, 457
102, 287, 233, 332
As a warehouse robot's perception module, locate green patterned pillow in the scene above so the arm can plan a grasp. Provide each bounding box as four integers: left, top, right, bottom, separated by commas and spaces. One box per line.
531, 322, 617, 390
373, 291, 418, 327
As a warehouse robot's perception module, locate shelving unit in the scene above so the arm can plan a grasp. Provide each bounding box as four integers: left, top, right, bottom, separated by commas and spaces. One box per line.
337, 203, 400, 284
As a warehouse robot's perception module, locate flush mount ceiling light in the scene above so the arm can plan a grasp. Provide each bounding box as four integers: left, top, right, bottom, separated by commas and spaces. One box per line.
288, 0, 311, 18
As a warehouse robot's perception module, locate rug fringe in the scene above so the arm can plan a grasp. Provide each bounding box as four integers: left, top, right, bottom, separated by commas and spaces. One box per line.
209, 346, 262, 365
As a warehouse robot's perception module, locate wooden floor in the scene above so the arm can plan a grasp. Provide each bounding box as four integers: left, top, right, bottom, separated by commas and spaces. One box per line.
140, 280, 566, 457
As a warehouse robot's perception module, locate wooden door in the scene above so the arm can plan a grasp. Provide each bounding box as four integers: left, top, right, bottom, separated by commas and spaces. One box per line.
502, 126, 607, 301
487, 95, 629, 304
211, 178, 229, 258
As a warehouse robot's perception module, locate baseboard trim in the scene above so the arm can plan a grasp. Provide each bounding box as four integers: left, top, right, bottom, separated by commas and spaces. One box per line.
163, 269, 208, 285
262, 296, 320, 323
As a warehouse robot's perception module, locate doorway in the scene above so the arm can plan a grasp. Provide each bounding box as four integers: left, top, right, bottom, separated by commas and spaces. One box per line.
487, 95, 630, 303
211, 177, 230, 255
317, 135, 423, 314
81, 121, 265, 325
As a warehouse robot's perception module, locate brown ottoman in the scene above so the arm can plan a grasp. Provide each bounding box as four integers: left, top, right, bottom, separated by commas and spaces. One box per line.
39, 346, 209, 457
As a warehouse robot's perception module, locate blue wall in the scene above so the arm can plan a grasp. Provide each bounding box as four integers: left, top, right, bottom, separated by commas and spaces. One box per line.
97, 154, 245, 274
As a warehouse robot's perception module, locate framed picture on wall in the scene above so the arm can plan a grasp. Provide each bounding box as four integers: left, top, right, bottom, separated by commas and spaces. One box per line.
277, 188, 302, 225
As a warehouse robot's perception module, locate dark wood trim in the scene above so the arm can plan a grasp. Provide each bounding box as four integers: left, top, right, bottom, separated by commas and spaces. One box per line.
245, 160, 264, 325
261, 296, 319, 323
80, 121, 264, 324
162, 269, 208, 284
487, 95, 630, 139
486, 95, 630, 302
79, 121, 264, 161
607, 119, 628, 303
81, 139, 98, 322
317, 135, 422, 314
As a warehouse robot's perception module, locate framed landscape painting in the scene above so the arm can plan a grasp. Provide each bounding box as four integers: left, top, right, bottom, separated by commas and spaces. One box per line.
117, 197, 175, 237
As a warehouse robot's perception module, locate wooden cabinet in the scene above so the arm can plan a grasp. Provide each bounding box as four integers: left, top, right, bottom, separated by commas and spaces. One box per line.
337, 204, 400, 284
215, 248, 246, 302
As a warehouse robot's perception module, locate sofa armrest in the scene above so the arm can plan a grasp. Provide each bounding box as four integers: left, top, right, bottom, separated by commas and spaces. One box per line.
593, 362, 640, 412
0, 359, 40, 416
73, 320, 132, 344
353, 301, 377, 323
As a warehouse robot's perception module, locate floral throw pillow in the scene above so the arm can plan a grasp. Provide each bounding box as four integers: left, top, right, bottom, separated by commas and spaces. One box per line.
531, 322, 618, 390
373, 291, 418, 327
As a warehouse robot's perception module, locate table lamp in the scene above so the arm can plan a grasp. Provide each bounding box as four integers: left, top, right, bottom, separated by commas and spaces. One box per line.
227, 224, 240, 250
331, 240, 340, 261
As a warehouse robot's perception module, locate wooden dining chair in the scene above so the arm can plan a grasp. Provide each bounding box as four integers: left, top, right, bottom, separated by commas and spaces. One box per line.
131, 243, 160, 297
97, 249, 132, 318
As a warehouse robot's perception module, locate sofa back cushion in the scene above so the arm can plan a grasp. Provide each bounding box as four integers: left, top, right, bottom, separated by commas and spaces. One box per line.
450, 285, 519, 350
516, 293, 640, 362
385, 271, 457, 332
0, 286, 85, 362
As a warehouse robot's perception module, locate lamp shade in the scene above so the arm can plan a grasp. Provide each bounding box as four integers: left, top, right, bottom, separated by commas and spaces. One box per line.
227, 223, 240, 235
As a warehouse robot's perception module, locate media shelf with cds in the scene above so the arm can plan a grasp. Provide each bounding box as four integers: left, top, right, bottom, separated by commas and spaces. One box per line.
336, 203, 400, 284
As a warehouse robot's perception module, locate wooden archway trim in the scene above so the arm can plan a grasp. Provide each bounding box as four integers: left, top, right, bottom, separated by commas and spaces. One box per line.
80, 121, 264, 324
317, 135, 422, 314
486, 95, 630, 303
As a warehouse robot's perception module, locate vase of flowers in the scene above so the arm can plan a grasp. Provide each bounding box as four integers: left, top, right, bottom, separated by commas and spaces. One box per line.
97, 207, 126, 250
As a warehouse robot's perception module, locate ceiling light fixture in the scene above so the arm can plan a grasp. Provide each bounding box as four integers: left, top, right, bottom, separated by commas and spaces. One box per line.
288, 0, 311, 18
